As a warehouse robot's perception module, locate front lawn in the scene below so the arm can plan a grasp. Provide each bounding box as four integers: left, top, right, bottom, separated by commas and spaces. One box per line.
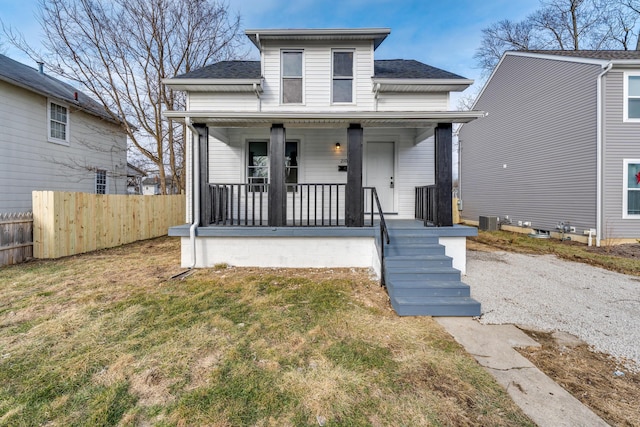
0, 237, 533, 426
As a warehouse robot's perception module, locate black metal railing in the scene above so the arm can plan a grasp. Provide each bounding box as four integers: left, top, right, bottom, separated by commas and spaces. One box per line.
209, 183, 268, 226
286, 183, 345, 226
415, 185, 437, 226
208, 183, 346, 226
364, 186, 390, 286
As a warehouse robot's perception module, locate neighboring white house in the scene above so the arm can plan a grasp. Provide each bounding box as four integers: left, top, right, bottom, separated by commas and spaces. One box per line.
164, 28, 484, 316
0, 54, 128, 213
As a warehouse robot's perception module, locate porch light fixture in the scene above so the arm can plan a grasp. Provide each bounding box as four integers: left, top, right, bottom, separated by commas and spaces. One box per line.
335, 142, 341, 150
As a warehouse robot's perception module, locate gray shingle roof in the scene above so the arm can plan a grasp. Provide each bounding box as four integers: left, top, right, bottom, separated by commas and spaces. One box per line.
523, 50, 640, 60
0, 54, 119, 123
175, 61, 261, 79
374, 59, 466, 79
174, 59, 468, 80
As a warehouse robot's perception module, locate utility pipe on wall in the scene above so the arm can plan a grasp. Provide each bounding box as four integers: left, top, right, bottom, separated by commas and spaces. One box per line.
185, 117, 200, 269
596, 62, 612, 247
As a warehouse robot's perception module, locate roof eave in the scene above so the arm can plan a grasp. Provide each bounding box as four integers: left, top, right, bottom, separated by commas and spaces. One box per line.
373, 78, 474, 93
245, 28, 391, 50
163, 78, 263, 92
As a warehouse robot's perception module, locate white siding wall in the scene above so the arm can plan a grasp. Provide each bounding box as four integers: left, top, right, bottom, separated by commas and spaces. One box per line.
260, 40, 376, 111
377, 92, 449, 111
0, 81, 128, 213
189, 92, 258, 112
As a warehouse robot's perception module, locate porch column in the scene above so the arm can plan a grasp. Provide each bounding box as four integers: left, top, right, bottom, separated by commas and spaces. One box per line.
269, 124, 286, 226
435, 123, 453, 227
346, 123, 364, 227
193, 123, 209, 226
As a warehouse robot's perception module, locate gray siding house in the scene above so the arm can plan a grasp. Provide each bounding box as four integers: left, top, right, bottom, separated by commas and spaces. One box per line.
0, 54, 127, 213
459, 50, 640, 245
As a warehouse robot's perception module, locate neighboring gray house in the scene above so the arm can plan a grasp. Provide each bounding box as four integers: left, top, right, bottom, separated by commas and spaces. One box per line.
459, 50, 640, 246
0, 54, 127, 213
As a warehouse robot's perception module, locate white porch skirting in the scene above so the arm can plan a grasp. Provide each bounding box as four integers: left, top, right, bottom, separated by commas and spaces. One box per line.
178, 235, 469, 275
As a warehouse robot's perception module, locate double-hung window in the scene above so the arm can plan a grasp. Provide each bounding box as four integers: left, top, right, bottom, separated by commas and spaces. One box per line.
282, 51, 303, 104
96, 169, 107, 194
624, 73, 640, 121
48, 100, 69, 144
332, 50, 354, 103
247, 141, 300, 192
624, 159, 640, 217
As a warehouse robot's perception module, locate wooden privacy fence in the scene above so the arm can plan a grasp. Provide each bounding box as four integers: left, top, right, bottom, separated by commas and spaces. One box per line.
33, 192, 185, 259
0, 212, 33, 267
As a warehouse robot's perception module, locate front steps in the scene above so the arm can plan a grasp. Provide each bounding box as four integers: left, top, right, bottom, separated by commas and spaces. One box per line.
383, 228, 481, 317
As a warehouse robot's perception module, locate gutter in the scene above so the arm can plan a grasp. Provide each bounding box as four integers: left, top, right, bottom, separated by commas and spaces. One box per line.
596, 62, 613, 247
185, 117, 200, 268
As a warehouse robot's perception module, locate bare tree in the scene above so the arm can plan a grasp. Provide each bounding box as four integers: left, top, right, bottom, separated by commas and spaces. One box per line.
475, 0, 639, 77
5, 0, 244, 194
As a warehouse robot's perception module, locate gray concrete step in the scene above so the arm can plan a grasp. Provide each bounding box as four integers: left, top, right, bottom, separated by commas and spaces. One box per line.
386, 279, 471, 297
391, 296, 481, 317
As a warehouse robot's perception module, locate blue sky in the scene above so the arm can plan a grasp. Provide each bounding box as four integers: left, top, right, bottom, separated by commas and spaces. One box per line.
0, 0, 540, 101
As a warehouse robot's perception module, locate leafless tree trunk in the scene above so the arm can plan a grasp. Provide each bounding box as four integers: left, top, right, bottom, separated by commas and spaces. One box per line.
4, 0, 244, 194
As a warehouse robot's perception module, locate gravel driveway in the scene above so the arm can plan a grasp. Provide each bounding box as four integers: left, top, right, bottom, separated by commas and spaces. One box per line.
464, 249, 640, 370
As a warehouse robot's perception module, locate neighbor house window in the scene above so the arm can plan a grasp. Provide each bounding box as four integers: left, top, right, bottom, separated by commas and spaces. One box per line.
96, 169, 107, 194
282, 51, 303, 104
623, 159, 640, 217
624, 73, 640, 121
48, 101, 69, 144
332, 50, 354, 103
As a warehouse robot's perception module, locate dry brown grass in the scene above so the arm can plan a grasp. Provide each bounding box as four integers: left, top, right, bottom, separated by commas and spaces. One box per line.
0, 236, 534, 426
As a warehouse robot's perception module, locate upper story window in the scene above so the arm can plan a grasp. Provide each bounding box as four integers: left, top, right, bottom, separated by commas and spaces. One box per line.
332, 50, 354, 103
624, 73, 640, 121
48, 100, 69, 144
282, 51, 303, 104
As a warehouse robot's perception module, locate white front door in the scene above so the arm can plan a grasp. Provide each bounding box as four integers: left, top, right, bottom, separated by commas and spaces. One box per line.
365, 142, 395, 213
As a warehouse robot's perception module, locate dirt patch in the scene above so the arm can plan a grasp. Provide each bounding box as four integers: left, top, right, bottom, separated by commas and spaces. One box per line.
586, 243, 640, 259
518, 329, 640, 427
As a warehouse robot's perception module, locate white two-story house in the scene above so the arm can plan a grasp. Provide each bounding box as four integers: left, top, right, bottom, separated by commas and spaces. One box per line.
0, 54, 128, 213
165, 28, 484, 316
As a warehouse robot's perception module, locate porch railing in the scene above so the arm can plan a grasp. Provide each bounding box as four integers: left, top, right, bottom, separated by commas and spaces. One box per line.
415, 185, 437, 226
365, 187, 390, 286
208, 183, 346, 226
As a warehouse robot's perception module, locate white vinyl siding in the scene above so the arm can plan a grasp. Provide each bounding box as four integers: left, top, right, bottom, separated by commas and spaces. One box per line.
376, 92, 449, 111
260, 40, 374, 111
188, 92, 258, 111
0, 80, 127, 213
623, 72, 640, 122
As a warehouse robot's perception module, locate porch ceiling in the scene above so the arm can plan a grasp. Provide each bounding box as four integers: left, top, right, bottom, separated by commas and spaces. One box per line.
164, 110, 486, 129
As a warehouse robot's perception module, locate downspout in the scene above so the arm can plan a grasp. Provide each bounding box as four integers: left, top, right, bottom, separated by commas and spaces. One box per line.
373, 82, 381, 111
596, 63, 612, 247
186, 117, 200, 268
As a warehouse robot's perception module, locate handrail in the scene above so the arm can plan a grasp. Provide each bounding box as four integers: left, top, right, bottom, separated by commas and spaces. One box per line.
365, 187, 390, 286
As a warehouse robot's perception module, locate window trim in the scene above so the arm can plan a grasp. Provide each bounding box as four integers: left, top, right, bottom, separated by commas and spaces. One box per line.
96, 169, 108, 194
47, 99, 70, 145
623, 72, 640, 122
281, 49, 304, 105
331, 49, 355, 105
